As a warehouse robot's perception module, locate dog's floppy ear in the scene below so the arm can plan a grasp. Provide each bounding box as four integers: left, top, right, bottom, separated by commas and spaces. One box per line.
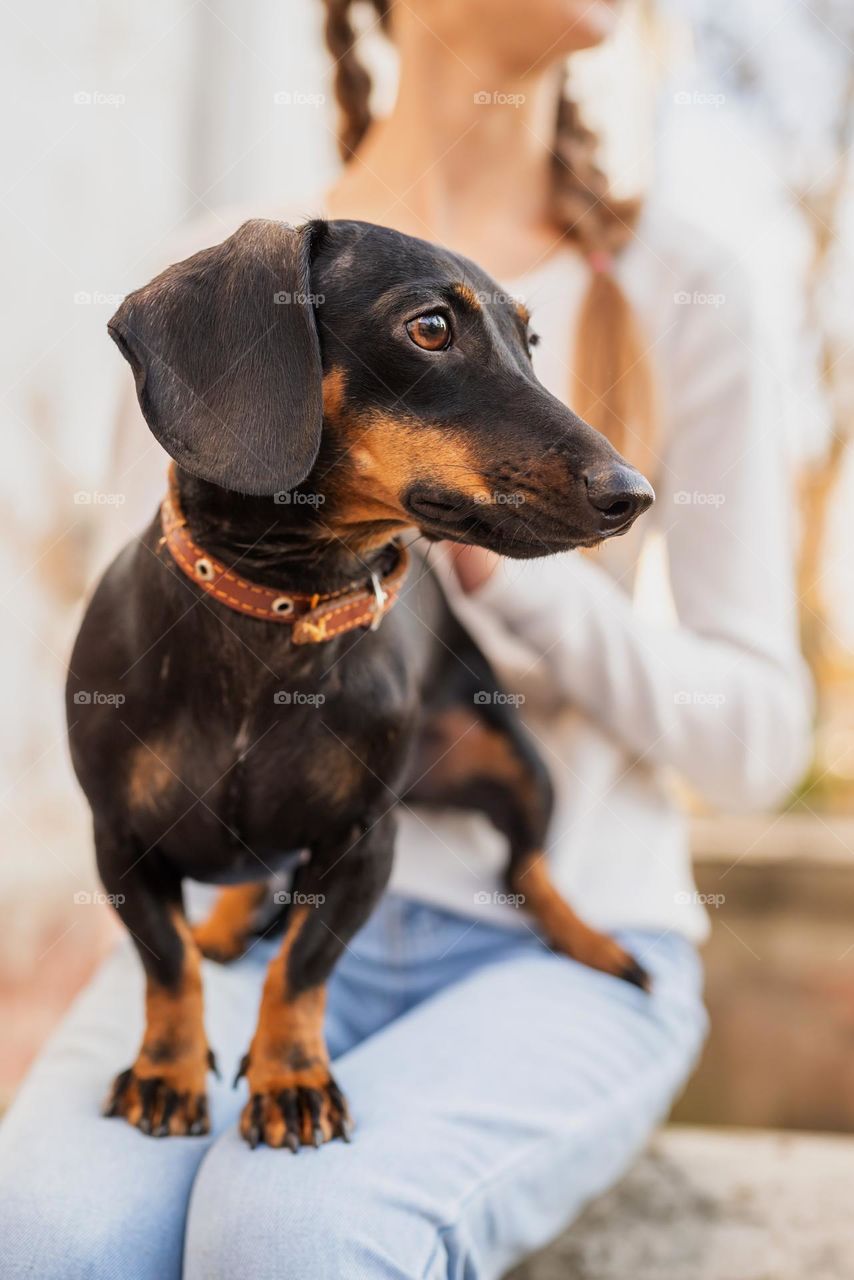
108, 219, 326, 495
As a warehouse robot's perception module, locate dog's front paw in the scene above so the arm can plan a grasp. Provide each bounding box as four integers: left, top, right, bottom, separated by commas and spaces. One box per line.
238, 1063, 352, 1151
103, 1059, 212, 1137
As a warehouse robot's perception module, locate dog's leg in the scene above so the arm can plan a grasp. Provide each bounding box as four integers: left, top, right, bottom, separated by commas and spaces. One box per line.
192, 883, 270, 963
96, 819, 214, 1136
236, 814, 395, 1150
407, 647, 650, 989
504, 849, 650, 989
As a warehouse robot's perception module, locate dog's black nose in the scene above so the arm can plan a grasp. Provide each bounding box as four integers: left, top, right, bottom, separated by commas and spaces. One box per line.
584, 463, 654, 533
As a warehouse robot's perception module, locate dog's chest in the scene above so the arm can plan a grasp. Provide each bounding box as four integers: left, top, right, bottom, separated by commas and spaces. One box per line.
125, 636, 416, 874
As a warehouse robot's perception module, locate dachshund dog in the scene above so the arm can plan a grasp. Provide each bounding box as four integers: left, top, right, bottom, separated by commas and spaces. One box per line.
67, 218, 654, 1150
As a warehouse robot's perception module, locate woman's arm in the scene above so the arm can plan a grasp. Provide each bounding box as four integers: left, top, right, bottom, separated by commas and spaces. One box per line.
466, 262, 814, 812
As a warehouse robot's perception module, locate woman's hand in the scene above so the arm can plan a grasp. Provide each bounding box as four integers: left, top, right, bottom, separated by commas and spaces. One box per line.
446, 544, 500, 594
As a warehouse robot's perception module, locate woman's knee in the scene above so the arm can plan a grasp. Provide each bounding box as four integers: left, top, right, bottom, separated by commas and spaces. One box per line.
185, 1129, 440, 1280
0, 1094, 196, 1280
0, 1165, 183, 1280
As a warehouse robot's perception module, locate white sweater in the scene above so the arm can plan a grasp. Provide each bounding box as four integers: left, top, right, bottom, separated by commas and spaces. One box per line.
388, 211, 813, 942
109, 204, 813, 945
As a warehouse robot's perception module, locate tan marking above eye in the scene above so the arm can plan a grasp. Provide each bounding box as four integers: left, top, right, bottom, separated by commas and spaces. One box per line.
452, 283, 482, 311
406, 313, 451, 351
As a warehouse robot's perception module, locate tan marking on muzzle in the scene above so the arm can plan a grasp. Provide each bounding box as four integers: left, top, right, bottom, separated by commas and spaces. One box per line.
326, 412, 492, 542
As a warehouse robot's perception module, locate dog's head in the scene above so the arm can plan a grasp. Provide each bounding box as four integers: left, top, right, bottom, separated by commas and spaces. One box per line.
110, 218, 653, 557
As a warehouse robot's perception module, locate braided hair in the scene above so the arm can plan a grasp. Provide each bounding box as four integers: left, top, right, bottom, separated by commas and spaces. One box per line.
322, 0, 390, 161
321, 0, 657, 472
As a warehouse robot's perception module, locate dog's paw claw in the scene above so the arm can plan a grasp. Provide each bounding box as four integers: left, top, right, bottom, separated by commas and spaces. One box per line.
188, 1096, 209, 1136
621, 958, 652, 992
103, 1065, 210, 1137
238, 1072, 351, 1150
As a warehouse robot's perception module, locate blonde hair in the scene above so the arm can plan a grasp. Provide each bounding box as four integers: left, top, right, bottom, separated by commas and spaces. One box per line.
550, 86, 658, 473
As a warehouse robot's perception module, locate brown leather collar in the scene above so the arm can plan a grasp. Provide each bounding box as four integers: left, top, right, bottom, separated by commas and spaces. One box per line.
159, 471, 409, 644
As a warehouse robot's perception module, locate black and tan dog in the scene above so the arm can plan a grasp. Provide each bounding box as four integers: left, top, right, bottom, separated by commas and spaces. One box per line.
67, 218, 654, 1150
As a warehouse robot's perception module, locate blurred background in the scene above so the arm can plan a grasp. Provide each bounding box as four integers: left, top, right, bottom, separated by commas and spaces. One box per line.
2, 0, 854, 1138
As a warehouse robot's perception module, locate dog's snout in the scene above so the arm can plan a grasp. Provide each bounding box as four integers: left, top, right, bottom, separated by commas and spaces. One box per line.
584, 463, 655, 534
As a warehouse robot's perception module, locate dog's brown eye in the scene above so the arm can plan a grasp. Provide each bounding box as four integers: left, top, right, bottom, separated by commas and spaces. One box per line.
406, 312, 451, 351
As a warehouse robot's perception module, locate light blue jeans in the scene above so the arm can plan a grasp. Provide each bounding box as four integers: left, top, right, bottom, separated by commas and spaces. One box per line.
0, 894, 706, 1279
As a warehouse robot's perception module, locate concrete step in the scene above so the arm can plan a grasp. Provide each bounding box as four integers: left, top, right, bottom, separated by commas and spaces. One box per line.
508, 1126, 854, 1280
